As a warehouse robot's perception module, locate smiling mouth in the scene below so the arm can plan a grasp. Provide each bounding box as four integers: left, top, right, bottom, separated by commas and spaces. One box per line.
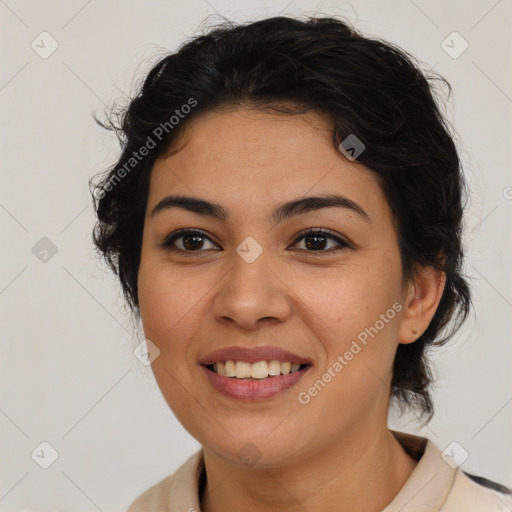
204, 361, 312, 380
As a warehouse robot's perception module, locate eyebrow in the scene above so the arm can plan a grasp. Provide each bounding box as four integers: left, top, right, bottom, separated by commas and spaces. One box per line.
150, 193, 371, 225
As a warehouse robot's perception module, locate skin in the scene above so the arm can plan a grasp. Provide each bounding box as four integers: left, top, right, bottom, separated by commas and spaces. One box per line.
137, 106, 446, 512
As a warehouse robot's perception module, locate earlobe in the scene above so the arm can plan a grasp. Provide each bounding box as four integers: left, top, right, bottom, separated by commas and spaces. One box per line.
397, 267, 446, 345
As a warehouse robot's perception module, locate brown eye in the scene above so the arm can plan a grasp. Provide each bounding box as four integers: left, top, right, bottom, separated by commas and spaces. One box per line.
159, 229, 218, 253
159, 227, 350, 256
290, 228, 350, 255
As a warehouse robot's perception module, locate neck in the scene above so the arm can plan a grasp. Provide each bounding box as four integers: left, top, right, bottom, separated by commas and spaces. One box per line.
200, 427, 418, 512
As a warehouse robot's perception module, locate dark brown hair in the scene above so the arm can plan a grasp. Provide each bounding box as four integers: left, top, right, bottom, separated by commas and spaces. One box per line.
90, 15, 472, 422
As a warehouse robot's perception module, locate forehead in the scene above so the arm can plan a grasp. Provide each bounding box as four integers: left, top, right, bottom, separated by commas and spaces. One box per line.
148, 107, 390, 226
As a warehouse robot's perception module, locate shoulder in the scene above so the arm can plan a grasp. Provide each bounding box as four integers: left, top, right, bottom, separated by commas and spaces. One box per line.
441, 469, 512, 511
124, 448, 205, 512
125, 472, 176, 512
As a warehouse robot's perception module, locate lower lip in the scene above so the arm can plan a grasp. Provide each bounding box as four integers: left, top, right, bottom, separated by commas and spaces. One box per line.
201, 364, 311, 401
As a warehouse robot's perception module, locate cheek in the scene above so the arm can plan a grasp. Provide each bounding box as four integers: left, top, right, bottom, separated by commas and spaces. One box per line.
137, 263, 204, 423
137, 259, 198, 356
293, 275, 401, 430
292, 261, 401, 343
296, 260, 402, 400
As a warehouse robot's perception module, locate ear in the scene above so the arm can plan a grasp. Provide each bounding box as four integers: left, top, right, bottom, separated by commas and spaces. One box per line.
397, 266, 446, 345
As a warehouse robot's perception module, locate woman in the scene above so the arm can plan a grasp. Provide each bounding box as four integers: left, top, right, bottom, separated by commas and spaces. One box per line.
90, 15, 511, 512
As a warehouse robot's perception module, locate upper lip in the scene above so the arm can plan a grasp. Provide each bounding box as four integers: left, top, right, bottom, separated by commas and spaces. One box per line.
200, 345, 313, 365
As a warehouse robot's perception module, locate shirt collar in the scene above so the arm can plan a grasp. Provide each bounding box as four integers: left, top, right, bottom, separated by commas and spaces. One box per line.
382, 430, 456, 511
166, 430, 456, 512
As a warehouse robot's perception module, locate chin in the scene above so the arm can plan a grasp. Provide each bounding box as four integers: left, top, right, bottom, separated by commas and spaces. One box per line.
202, 433, 307, 469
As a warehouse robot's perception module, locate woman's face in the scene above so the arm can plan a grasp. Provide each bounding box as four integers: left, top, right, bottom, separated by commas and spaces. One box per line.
137, 107, 415, 466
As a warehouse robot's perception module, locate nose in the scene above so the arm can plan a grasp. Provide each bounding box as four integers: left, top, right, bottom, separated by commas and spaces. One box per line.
212, 250, 292, 330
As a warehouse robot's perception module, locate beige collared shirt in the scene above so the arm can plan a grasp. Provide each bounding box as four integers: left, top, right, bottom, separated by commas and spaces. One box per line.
126, 431, 512, 511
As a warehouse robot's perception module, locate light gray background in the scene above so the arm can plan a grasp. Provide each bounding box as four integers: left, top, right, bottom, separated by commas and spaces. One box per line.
1, 1, 511, 511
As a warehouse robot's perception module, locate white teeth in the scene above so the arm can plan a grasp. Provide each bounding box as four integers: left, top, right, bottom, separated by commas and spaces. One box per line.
268, 360, 281, 376
212, 360, 304, 379
281, 362, 291, 375
235, 361, 251, 378
224, 360, 236, 377
251, 361, 268, 379
214, 362, 224, 375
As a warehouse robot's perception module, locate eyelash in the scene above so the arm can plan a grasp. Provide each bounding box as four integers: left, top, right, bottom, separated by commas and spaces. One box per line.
158, 228, 351, 257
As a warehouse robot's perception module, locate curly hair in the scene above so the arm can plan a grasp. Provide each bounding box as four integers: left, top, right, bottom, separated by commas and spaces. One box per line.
89, 15, 472, 422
